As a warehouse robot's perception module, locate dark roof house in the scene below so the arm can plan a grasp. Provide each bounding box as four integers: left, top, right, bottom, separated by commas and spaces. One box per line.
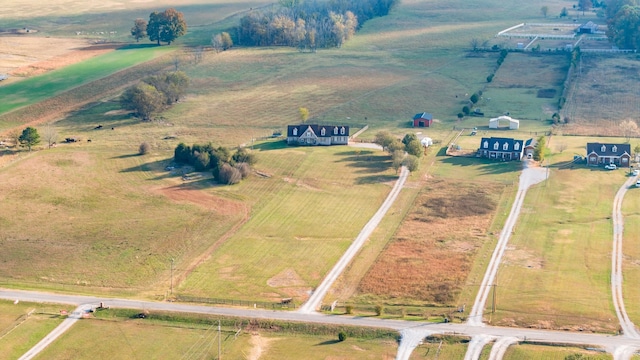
478, 137, 524, 161
286, 124, 349, 146
586, 143, 631, 167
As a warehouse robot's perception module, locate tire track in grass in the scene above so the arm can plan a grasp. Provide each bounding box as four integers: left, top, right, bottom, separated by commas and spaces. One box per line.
612, 176, 640, 339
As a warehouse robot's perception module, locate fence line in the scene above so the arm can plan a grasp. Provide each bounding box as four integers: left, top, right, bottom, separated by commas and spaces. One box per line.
581, 48, 635, 53
175, 295, 297, 310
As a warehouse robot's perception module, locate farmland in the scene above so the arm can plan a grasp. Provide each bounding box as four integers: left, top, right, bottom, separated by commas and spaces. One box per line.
2, 0, 640, 357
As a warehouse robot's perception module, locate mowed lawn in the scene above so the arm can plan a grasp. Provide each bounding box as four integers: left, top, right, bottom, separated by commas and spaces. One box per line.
180, 145, 397, 302
0, 144, 245, 292
0, 300, 67, 359
621, 169, 640, 328
502, 343, 612, 359
0, 45, 171, 115
493, 155, 623, 332
480, 52, 569, 121
34, 317, 397, 360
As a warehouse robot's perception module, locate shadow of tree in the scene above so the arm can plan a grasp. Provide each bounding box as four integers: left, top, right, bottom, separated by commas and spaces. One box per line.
439, 156, 521, 175
315, 339, 341, 346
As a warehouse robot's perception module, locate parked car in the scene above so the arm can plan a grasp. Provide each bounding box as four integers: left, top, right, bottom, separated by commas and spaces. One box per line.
633, 169, 639, 176
605, 163, 617, 170
636, 179, 640, 187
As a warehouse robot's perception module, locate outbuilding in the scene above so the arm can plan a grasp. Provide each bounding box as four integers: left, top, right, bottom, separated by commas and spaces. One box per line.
412, 112, 433, 127
489, 115, 519, 130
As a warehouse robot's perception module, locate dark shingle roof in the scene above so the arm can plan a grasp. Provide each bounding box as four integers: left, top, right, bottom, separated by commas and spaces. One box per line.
586, 143, 630, 157
287, 124, 349, 138
480, 137, 524, 152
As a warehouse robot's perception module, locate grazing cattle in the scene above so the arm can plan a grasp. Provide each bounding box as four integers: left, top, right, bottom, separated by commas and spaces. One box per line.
87, 139, 92, 142
111, 127, 115, 130
94, 125, 103, 130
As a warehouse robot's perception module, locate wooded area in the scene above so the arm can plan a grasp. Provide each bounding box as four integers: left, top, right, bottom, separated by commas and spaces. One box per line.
236, 0, 399, 50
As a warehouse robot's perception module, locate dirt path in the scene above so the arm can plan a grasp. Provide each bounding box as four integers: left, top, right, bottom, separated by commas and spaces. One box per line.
467, 160, 548, 327
487, 337, 518, 360
612, 175, 640, 339
248, 334, 279, 360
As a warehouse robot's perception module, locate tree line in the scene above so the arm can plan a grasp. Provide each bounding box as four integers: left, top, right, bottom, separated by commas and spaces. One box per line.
236, 0, 399, 50
174, 143, 257, 185
120, 71, 189, 120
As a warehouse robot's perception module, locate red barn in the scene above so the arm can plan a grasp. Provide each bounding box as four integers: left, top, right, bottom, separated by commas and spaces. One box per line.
413, 112, 433, 127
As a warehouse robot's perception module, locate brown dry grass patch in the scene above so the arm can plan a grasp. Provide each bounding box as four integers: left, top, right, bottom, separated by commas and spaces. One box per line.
561, 54, 640, 135
0, 36, 115, 77
357, 178, 505, 304
155, 185, 244, 216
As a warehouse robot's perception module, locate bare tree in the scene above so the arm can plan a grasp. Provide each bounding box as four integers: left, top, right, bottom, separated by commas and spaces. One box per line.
172, 53, 182, 71
211, 34, 223, 53
620, 120, 638, 141
470, 38, 481, 51
42, 123, 58, 149
8, 129, 21, 148
192, 46, 204, 64
556, 142, 567, 153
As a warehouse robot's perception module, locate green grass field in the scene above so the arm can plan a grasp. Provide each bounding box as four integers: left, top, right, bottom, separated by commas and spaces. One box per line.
621, 169, 640, 328
0, 300, 67, 359
33, 310, 398, 360
488, 136, 628, 332
2, 0, 640, 357
179, 145, 397, 302
0, 45, 171, 115
503, 343, 612, 359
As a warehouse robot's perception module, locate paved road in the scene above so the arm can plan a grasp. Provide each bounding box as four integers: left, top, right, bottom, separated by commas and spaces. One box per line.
612, 174, 640, 339
299, 166, 409, 313
4, 289, 640, 358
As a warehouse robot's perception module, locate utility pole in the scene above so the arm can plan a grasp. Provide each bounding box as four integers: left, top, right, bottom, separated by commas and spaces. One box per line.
170, 258, 174, 295
492, 283, 497, 313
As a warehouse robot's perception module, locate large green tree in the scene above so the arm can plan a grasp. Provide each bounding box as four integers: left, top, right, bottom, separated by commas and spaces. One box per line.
19, 127, 40, 151
144, 71, 189, 105
148, 8, 187, 45
533, 136, 547, 162
120, 83, 165, 120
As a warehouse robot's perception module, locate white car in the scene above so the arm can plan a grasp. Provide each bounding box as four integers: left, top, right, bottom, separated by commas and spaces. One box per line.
633, 169, 640, 176
605, 164, 617, 170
